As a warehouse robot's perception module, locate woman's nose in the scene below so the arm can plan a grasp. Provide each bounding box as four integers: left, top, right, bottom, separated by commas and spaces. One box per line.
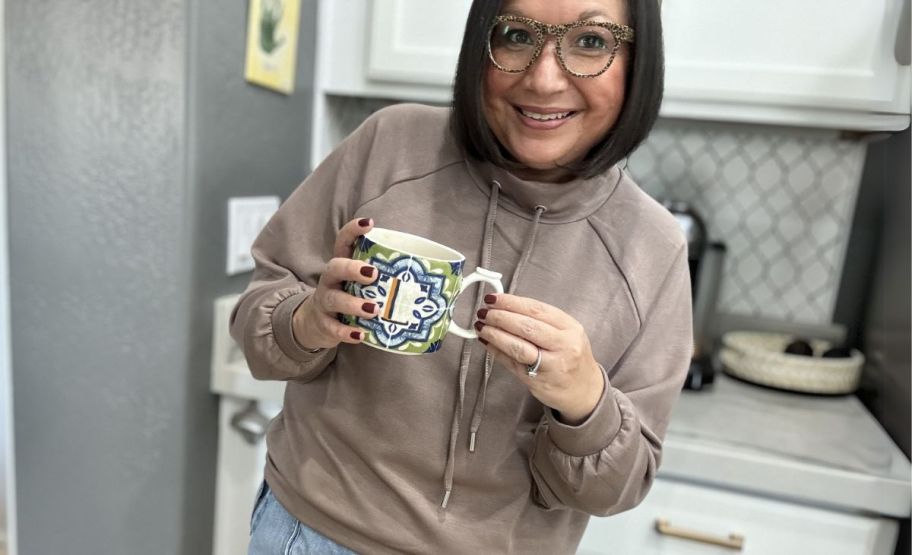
523, 40, 569, 94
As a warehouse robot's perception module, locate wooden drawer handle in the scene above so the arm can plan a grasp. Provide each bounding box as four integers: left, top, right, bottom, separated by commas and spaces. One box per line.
654, 518, 745, 551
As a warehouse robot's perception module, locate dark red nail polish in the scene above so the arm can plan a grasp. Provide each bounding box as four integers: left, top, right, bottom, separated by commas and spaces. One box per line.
358, 218, 371, 227
474, 321, 485, 332
362, 302, 376, 314
484, 294, 497, 304
350, 331, 362, 340
476, 308, 488, 320
360, 266, 375, 278
479, 338, 489, 346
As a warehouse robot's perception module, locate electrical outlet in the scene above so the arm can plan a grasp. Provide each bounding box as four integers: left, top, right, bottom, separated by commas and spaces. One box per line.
226, 196, 281, 275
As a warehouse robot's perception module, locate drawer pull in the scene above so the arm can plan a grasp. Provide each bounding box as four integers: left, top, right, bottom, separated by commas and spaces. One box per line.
654, 518, 744, 551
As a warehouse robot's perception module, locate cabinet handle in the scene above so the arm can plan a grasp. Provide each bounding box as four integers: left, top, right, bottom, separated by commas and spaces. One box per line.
897, 0, 910, 65
654, 518, 745, 551
230, 400, 271, 445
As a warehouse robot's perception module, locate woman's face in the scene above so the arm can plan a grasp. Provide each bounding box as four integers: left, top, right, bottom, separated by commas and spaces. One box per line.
483, 0, 630, 181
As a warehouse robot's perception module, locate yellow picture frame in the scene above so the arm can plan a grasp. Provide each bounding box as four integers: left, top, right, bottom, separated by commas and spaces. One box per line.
244, 0, 300, 94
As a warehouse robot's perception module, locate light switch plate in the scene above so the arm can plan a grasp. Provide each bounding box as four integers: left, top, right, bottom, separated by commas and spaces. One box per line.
226, 196, 280, 275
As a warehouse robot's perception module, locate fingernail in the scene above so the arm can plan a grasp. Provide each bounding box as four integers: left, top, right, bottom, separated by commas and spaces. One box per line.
360, 266, 375, 278
484, 294, 497, 304
476, 308, 488, 320
358, 218, 371, 227
350, 331, 362, 340
362, 302, 377, 314
479, 338, 489, 346
474, 321, 485, 332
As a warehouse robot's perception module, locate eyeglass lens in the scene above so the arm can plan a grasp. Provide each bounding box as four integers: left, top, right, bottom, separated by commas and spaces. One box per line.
488, 21, 618, 76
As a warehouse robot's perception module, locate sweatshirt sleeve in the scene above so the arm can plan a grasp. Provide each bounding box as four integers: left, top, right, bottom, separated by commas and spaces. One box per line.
528, 245, 692, 516
228, 121, 371, 383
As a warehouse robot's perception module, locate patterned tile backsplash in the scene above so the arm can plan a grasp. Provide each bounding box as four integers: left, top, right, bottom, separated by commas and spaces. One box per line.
627, 121, 865, 325
323, 96, 867, 325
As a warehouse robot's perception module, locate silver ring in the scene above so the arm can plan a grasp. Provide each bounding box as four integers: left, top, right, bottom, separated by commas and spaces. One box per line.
526, 348, 542, 378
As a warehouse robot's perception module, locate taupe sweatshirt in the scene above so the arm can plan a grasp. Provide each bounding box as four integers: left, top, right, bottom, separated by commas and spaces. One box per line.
230, 104, 692, 555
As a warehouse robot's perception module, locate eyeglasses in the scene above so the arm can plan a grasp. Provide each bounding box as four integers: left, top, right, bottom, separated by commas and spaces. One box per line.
487, 15, 634, 79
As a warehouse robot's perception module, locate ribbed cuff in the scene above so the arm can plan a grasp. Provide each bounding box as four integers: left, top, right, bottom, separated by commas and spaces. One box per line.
271, 289, 329, 363
545, 366, 622, 457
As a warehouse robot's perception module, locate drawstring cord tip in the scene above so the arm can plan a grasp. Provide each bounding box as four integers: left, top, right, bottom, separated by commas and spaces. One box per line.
441, 489, 452, 509
469, 432, 477, 453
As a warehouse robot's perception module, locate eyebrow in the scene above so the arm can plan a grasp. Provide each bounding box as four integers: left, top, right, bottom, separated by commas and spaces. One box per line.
501, 8, 617, 23
578, 9, 608, 19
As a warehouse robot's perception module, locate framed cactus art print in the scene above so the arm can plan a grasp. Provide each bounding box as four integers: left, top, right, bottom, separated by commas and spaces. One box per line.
244, 0, 301, 94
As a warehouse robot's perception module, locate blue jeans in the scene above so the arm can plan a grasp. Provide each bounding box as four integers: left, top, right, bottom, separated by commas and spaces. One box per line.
248, 481, 359, 555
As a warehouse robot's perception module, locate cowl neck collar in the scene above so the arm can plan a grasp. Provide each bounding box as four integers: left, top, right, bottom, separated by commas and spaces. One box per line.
465, 158, 623, 223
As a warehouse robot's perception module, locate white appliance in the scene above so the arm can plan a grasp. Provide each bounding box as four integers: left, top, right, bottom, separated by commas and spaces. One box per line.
210, 296, 284, 555
211, 396, 280, 555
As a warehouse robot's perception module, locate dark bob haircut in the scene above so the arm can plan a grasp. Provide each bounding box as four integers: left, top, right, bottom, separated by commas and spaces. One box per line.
450, 0, 664, 179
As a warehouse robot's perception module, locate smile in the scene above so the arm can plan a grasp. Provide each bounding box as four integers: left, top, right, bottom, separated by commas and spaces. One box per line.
519, 108, 574, 121
512, 105, 579, 129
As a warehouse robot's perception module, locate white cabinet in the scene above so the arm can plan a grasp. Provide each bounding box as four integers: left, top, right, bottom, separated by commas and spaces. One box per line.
311, 0, 456, 164
661, 0, 910, 130
367, 0, 473, 86
578, 478, 899, 555
320, 0, 911, 132
314, 0, 456, 103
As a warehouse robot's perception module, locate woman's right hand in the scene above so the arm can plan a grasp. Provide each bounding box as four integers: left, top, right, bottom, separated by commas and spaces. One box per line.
292, 218, 380, 350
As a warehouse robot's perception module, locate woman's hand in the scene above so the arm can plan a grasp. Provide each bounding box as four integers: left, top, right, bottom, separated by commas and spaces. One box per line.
475, 294, 605, 425
292, 218, 380, 350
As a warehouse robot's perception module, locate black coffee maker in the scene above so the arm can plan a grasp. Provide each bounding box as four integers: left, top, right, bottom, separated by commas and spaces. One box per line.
661, 200, 726, 390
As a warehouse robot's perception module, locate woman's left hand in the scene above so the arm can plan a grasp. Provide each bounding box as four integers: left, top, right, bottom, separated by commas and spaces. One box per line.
474, 293, 605, 425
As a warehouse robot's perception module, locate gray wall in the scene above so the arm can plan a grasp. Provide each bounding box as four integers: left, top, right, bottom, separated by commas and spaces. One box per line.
841, 128, 912, 458
859, 128, 911, 459
5, 0, 315, 553
854, 128, 911, 555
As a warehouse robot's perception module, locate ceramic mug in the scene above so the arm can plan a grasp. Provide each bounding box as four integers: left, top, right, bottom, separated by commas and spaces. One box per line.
342, 228, 503, 355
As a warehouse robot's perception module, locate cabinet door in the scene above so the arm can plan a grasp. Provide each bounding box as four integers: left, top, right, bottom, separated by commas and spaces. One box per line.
663, 0, 910, 114
577, 479, 898, 555
367, 0, 472, 86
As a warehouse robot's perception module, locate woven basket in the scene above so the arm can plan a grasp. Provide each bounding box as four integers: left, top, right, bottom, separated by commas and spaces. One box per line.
719, 331, 864, 394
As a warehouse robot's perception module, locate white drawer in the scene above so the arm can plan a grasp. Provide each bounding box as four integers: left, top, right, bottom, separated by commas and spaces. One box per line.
577, 479, 898, 555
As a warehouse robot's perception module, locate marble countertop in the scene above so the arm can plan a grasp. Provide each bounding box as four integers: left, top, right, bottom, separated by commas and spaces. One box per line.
661, 373, 911, 518
211, 295, 911, 518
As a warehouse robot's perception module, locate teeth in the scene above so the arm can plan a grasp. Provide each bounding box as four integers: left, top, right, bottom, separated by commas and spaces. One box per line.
520, 109, 571, 121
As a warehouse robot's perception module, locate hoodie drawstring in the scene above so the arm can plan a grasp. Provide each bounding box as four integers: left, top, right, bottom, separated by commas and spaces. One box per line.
440, 180, 547, 509
468, 203, 545, 453
440, 181, 501, 509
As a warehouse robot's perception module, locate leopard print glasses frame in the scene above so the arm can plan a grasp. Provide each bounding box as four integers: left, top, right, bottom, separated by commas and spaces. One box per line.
487, 15, 635, 78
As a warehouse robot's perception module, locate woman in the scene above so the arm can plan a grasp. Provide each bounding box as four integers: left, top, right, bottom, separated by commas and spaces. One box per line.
231, 0, 690, 553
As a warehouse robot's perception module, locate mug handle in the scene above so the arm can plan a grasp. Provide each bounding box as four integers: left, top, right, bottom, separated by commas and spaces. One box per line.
448, 267, 504, 339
